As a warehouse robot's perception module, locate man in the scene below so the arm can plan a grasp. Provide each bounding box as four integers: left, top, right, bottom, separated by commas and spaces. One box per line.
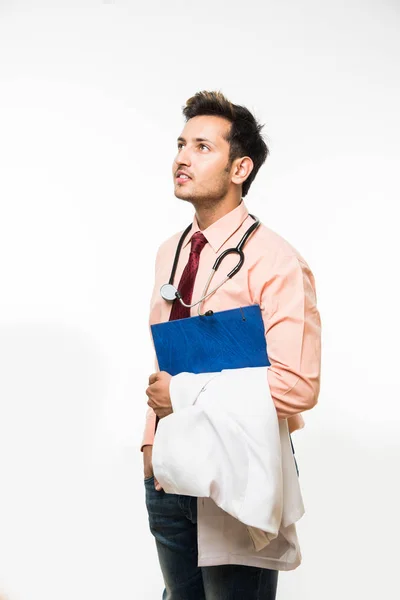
142, 90, 321, 599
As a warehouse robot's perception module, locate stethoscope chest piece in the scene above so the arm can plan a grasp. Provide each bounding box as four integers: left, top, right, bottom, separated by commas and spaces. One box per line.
160, 283, 178, 302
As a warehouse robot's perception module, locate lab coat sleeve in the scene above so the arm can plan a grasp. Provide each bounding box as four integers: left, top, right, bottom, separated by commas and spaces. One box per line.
253, 254, 321, 420
170, 371, 221, 412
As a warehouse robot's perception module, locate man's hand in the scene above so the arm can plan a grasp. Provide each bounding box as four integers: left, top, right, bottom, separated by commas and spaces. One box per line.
146, 371, 173, 419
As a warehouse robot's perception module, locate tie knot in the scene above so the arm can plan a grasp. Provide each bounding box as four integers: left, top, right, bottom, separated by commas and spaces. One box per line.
190, 231, 207, 255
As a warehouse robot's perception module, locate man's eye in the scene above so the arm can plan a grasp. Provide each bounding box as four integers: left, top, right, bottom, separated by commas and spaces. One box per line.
199, 144, 209, 151
177, 143, 184, 150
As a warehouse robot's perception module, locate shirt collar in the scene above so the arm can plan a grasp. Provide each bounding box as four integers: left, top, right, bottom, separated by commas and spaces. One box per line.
182, 200, 250, 253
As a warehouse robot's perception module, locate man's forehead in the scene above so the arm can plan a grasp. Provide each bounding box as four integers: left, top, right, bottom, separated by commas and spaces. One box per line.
179, 115, 231, 144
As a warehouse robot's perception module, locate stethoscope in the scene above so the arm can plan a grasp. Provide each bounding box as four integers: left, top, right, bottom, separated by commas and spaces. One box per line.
160, 214, 260, 317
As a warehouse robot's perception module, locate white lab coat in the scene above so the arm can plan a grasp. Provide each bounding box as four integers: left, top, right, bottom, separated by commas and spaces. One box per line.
152, 367, 305, 570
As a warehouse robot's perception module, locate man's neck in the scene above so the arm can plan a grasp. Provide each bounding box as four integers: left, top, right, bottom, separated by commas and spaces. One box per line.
194, 197, 242, 231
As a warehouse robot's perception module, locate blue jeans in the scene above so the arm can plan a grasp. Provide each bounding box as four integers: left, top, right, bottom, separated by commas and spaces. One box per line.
144, 476, 279, 599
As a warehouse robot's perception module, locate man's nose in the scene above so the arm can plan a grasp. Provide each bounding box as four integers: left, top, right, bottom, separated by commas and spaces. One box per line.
176, 146, 191, 166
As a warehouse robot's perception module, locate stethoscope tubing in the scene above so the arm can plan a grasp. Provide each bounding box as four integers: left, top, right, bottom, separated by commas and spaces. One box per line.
168, 223, 193, 286
162, 213, 260, 313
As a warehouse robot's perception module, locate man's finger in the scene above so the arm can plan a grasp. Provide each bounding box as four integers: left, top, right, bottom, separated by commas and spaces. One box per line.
148, 372, 158, 385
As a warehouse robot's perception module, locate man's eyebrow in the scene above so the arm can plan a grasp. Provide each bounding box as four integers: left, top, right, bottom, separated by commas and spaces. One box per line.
177, 136, 215, 145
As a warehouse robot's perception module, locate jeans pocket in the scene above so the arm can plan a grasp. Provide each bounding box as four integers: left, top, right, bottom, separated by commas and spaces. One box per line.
144, 474, 155, 483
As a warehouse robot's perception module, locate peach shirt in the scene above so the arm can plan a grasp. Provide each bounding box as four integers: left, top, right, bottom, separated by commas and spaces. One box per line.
141, 200, 321, 450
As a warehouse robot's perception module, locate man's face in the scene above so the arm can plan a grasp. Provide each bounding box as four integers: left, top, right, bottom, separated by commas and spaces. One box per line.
172, 115, 234, 205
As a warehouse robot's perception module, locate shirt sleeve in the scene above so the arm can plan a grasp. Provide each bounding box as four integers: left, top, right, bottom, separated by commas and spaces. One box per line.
140, 245, 164, 452
255, 253, 321, 421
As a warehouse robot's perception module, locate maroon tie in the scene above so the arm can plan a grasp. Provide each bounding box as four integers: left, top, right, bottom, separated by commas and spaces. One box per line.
169, 231, 208, 321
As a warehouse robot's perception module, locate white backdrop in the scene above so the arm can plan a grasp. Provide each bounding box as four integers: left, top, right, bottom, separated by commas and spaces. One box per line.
0, 1, 399, 599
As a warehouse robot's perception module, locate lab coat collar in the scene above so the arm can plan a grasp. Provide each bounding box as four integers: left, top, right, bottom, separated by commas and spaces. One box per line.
182, 199, 250, 254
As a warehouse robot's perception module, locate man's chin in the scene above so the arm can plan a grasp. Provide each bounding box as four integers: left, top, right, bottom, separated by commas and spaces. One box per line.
174, 189, 193, 202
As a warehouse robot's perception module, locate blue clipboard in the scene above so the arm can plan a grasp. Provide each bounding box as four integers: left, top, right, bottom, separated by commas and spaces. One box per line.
150, 304, 270, 376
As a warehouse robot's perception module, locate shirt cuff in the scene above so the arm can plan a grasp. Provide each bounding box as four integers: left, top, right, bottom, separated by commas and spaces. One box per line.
140, 407, 156, 451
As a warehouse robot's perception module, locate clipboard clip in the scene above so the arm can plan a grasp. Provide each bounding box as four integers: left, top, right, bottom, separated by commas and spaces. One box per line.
204, 308, 246, 321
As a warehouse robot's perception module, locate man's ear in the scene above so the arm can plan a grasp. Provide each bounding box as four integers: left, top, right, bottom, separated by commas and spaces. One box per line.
231, 156, 254, 187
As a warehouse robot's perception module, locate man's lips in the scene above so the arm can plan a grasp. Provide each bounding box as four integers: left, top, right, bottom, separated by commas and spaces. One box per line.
176, 172, 192, 183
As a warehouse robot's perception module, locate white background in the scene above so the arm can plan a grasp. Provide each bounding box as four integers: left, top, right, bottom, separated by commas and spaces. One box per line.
0, 1, 399, 598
